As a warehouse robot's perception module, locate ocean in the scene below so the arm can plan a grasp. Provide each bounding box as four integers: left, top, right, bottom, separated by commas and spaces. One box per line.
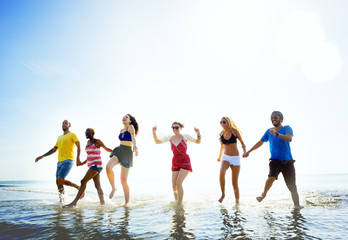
0, 174, 347, 239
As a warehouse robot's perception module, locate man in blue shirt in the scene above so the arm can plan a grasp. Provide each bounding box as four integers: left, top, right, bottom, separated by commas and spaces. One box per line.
243, 111, 300, 207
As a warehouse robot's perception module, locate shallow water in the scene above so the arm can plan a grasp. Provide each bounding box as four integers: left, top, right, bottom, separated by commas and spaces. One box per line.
0, 175, 348, 239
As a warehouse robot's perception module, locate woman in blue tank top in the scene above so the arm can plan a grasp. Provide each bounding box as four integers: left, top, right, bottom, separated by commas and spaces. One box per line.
106, 114, 139, 205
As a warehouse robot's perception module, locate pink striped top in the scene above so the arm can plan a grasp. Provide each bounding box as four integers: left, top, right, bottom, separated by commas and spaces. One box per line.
86, 143, 102, 168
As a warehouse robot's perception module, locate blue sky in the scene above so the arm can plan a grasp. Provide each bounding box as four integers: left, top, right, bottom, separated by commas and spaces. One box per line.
1, 0, 347, 184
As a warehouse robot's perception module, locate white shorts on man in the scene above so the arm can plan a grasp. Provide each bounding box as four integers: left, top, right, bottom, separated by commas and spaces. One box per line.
221, 154, 240, 166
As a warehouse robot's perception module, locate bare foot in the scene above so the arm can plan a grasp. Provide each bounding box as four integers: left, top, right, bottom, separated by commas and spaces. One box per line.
109, 186, 117, 199
62, 203, 76, 208
218, 194, 225, 203
256, 193, 265, 202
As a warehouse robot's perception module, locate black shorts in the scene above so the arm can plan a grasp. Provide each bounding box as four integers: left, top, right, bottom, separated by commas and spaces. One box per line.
268, 159, 297, 192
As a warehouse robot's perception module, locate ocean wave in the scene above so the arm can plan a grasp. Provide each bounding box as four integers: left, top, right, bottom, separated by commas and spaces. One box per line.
3, 187, 57, 195
305, 192, 348, 207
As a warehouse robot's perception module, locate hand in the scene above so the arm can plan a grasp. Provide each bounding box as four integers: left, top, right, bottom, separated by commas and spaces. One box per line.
134, 149, 138, 157
76, 161, 83, 166
35, 156, 43, 162
242, 152, 249, 158
269, 128, 276, 136
194, 127, 200, 134
76, 156, 83, 166
217, 158, 221, 162
152, 125, 157, 132
82, 160, 87, 165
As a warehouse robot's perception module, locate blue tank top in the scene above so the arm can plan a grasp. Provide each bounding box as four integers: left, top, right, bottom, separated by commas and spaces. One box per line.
119, 128, 132, 142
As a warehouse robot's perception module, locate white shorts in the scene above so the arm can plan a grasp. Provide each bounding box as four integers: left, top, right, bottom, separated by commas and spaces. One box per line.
222, 154, 240, 166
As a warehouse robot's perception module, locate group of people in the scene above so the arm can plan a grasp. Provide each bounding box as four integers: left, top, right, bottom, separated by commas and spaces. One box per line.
35, 111, 300, 208
35, 114, 138, 208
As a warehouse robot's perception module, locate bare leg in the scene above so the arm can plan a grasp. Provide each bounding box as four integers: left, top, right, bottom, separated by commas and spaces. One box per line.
56, 181, 65, 203
257, 177, 276, 202
219, 161, 230, 203
282, 165, 300, 207
231, 165, 240, 204
62, 179, 79, 189
56, 180, 64, 194
120, 166, 130, 204
93, 173, 105, 205
56, 178, 80, 203
176, 169, 190, 204
172, 171, 180, 201
106, 156, 119, 199
291, 191, 300, 208
63, 169, 98, 208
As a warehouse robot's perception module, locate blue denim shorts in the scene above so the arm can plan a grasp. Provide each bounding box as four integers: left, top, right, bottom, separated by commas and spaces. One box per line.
56, 159, 73, 179
90, 165, 102, 173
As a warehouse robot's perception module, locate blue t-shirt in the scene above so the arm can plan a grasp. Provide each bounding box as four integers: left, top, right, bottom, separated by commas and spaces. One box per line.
261, 125, 293, 161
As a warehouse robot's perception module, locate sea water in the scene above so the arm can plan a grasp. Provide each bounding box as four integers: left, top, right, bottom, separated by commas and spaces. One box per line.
0, 174, 347, 239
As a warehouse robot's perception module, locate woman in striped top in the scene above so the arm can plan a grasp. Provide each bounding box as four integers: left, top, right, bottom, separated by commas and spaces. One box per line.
63, 128, 112, 208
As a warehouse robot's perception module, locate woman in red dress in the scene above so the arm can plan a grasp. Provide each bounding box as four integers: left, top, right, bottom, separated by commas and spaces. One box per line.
153, 122, 201, 204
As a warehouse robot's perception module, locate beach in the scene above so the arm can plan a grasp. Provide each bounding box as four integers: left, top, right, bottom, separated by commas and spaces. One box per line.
1, 174, 347, 239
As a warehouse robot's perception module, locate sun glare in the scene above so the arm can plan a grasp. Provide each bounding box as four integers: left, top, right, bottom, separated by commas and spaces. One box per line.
300, 42, 343, 84
275, 10, 342, 83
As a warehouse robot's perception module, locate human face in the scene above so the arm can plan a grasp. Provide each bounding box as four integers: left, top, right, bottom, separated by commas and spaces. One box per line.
85, 129, 94, 139
122, 115, 131, 125
62, 120, 70, 131
220, 118, 228, 128
172, 124, 181, 134
271, 114, 281, 127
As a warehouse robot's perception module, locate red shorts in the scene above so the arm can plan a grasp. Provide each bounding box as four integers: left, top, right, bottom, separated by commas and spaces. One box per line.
172, 154, 192, 172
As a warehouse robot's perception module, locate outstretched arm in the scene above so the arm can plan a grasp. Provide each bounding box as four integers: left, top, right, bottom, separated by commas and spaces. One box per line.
183, 128, 201, 144
194, 127, 201, 144
243, 140, 264, 158
35, 147, 58, 162
97, 139, 113, 152
152, 125, 170, 144
152, 125, 161, 144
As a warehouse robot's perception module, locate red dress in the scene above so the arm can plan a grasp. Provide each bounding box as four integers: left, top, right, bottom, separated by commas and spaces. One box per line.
170, 137, 192, 172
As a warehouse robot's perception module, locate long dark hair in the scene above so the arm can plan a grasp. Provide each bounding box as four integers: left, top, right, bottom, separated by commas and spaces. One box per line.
128, 113, 139, 136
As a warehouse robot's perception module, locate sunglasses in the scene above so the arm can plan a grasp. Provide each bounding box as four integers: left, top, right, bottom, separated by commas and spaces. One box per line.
172, 126, 180, 130
220, 121, 227, 124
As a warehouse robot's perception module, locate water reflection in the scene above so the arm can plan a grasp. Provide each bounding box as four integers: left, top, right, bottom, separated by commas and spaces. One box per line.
287, 209, 320, 240
263, 208, 320, 240
114, 206, 133, 239
219, 206, 250, 240
49, 205, 135, 239
102, 206, 135, 239
50, 206, 83, 239
169, 206, 195, 240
